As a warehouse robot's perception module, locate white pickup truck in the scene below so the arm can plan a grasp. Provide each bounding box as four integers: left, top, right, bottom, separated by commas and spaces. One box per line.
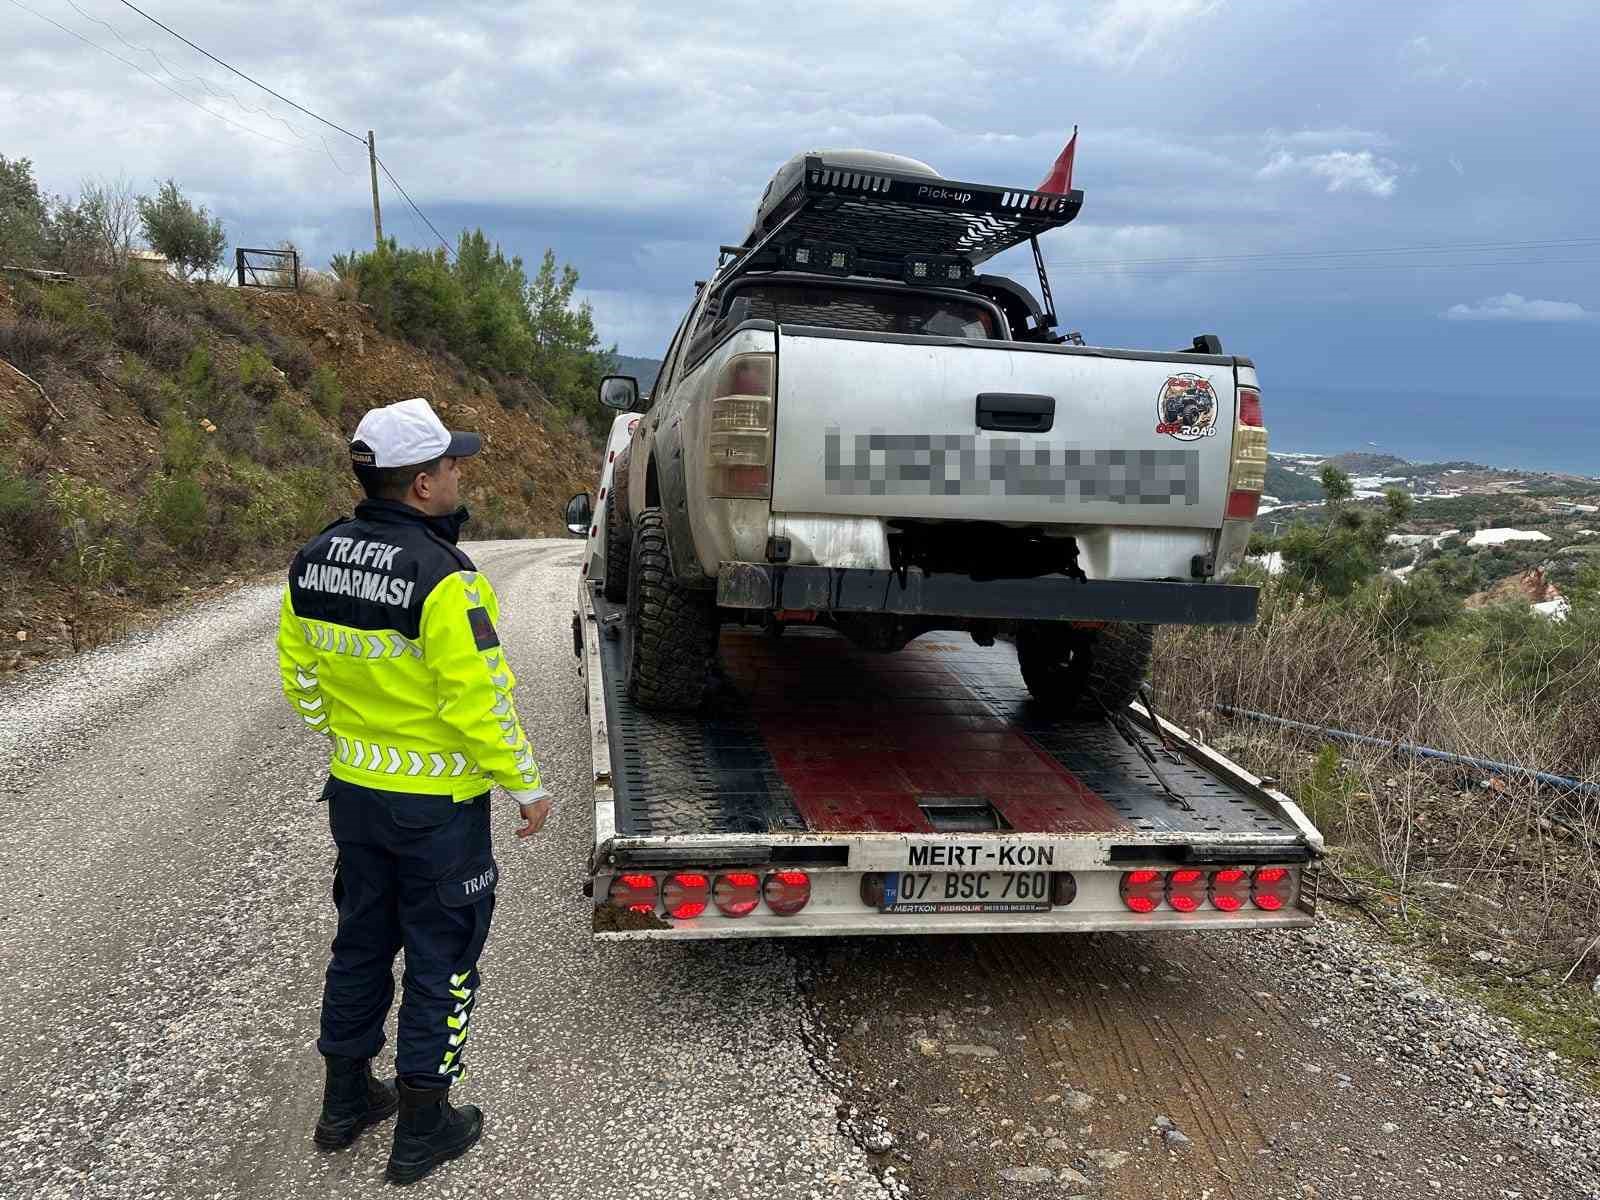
580, 150, 1268, 719
559, 152, 1313, 941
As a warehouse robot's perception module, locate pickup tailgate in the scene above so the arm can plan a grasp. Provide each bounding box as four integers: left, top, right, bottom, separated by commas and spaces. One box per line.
771, 327, 1237, 528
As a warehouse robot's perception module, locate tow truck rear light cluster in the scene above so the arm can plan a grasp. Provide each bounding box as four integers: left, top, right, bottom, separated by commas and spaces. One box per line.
707, 353, 775, 499
1208, 867, 1249, 912
713, 871, 762, 916
1119, 869, 1163, 913
1251, 866, 1292, 911
1165, 868, 1206, 912
1120, 866, 1294, 914
608, 873, 659, 914
608, 869, 810, 919
763, 870, 812, 915
662, 873, 709, 920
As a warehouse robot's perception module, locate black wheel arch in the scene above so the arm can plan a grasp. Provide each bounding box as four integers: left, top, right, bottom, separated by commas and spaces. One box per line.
649, 419, 711, 587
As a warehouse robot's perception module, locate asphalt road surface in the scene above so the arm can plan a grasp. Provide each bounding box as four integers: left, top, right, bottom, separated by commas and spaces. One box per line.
2, 538, 1596, 1200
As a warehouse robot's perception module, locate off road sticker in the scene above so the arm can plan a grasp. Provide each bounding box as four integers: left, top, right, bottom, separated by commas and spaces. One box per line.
1156, 374, 1219, 441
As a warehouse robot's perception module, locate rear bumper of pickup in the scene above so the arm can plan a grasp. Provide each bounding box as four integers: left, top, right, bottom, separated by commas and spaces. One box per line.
717, 563, 1258, 625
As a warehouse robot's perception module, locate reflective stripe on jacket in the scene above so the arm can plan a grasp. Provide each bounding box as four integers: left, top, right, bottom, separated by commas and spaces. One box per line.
276, 499, 545, 803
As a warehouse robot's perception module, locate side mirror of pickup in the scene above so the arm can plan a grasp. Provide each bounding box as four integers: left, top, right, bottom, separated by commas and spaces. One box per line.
599, 375, 639, 411
564, 492, 593, 537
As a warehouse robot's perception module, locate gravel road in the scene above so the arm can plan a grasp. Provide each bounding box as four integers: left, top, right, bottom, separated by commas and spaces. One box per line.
2, 537, 1596, 1200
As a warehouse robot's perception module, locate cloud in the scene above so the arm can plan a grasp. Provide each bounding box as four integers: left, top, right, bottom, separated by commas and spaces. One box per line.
1442, 294, 1598, 323
1076, 0, 1225, 67
1400, 34, 1481, 89
7, 0, 1598, 360
1258, 150, 1400, 197
1262, 127, 1392, 150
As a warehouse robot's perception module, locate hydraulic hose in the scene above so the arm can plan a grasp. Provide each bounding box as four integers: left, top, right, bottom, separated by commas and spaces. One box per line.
1216, 705, 1600, 800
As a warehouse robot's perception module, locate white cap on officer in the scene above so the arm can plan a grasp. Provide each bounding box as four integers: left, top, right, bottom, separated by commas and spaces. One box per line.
349, 397, 481, 469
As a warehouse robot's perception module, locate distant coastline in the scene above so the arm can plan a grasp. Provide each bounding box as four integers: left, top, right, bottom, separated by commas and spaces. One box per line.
1267, 386, 1598, 477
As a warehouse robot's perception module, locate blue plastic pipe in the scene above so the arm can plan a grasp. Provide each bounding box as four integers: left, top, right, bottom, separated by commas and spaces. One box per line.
1216, 705, 1600, 800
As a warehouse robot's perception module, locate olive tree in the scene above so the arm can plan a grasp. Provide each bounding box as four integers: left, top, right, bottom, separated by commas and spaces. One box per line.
138, 179, 226, 280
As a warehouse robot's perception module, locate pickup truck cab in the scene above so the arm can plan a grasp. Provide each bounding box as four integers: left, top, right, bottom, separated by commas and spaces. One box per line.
596, 150, 1266, 712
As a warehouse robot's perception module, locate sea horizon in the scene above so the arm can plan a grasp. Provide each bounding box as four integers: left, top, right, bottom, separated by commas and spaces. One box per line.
1267, 385, 1598, 478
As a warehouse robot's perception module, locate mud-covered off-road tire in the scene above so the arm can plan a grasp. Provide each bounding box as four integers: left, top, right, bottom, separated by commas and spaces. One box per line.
1016, 622, 1155, 718
624, 507, 719, 710
601, 488, 631, 604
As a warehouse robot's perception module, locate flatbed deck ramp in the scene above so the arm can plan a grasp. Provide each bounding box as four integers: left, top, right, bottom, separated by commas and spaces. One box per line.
595, 597, 1294, 842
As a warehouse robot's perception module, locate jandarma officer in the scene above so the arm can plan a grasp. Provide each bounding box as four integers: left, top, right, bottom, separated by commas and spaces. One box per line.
276, 397, 550, 1185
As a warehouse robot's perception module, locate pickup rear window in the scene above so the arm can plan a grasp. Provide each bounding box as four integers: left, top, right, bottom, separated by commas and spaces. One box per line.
728, 283, 1001, 340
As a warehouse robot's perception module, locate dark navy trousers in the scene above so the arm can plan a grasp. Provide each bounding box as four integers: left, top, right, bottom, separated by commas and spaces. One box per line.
317, 778, 498, 1087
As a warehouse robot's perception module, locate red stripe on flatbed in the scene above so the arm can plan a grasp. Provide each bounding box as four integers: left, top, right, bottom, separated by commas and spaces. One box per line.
722, 632, 1131, 835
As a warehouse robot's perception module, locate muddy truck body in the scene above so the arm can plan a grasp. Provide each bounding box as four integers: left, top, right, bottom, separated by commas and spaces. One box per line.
565, 150, 1317, 939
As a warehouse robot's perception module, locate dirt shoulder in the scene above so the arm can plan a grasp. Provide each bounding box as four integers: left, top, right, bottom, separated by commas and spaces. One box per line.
800, 915, 1600, 1199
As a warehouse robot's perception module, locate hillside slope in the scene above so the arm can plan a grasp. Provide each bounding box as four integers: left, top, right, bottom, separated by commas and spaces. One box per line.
0, 272, 598, 672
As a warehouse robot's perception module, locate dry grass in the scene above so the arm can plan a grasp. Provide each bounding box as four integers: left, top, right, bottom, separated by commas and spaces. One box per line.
1155, 580, 1600, 965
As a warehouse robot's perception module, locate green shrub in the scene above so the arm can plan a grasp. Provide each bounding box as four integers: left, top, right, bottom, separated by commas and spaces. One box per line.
46, 475, 118, 528
336, 234, 613, 425
55, 529, 133, 591
208, 389, 263, 462
220, 460, 299, 545
119, 354, 177, 423
261, 399, 319, 467
37, 284, 113, 340
308, 365, 343, 420
238, 345, 280, 400
1380, 572, 1459, 634
1295, 744, 1352, 837
284, 465, 350, 537
160, 410, 204, 474
147, 473, 207, 553
0, 466, 63, 560
179, 344, 216, 404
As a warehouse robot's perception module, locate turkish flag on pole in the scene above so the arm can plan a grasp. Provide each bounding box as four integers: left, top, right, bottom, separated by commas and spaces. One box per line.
1037, 126, 1078, 194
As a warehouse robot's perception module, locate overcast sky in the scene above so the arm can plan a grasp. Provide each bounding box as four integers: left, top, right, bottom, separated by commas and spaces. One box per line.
5, 0, 1598, 469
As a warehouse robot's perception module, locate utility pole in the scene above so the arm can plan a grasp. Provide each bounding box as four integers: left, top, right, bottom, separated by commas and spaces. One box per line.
367, 130, 384, 250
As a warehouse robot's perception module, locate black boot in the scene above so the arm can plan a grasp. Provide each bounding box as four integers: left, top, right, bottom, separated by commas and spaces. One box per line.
385, 1080, 483, 1185
314, 1055, 399, 1151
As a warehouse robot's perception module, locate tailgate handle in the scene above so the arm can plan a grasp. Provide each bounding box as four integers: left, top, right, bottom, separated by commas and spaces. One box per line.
976, 392, 1055, 433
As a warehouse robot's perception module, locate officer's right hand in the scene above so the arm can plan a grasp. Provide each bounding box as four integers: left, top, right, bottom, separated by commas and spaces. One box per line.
516, 797, 553, 838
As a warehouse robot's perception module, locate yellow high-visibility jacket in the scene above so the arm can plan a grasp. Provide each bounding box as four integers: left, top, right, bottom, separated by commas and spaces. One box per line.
276, 499, 545, 804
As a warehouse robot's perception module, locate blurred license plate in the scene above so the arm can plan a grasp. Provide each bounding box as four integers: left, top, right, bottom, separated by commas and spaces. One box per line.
882, 871, 1052, 914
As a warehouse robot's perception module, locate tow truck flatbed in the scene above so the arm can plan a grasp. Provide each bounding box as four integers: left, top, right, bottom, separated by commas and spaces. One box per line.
578, 580, 1322, 940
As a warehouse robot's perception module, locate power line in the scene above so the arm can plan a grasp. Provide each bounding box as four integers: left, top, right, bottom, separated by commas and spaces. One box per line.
377, 156, 455, 257
61, 0, 310, 141
115, 0, 365, 144
8, 0, 303, 148
98, 0, 456, 256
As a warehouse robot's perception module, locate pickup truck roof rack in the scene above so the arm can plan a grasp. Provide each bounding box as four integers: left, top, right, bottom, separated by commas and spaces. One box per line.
719, 155, 1083, 326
